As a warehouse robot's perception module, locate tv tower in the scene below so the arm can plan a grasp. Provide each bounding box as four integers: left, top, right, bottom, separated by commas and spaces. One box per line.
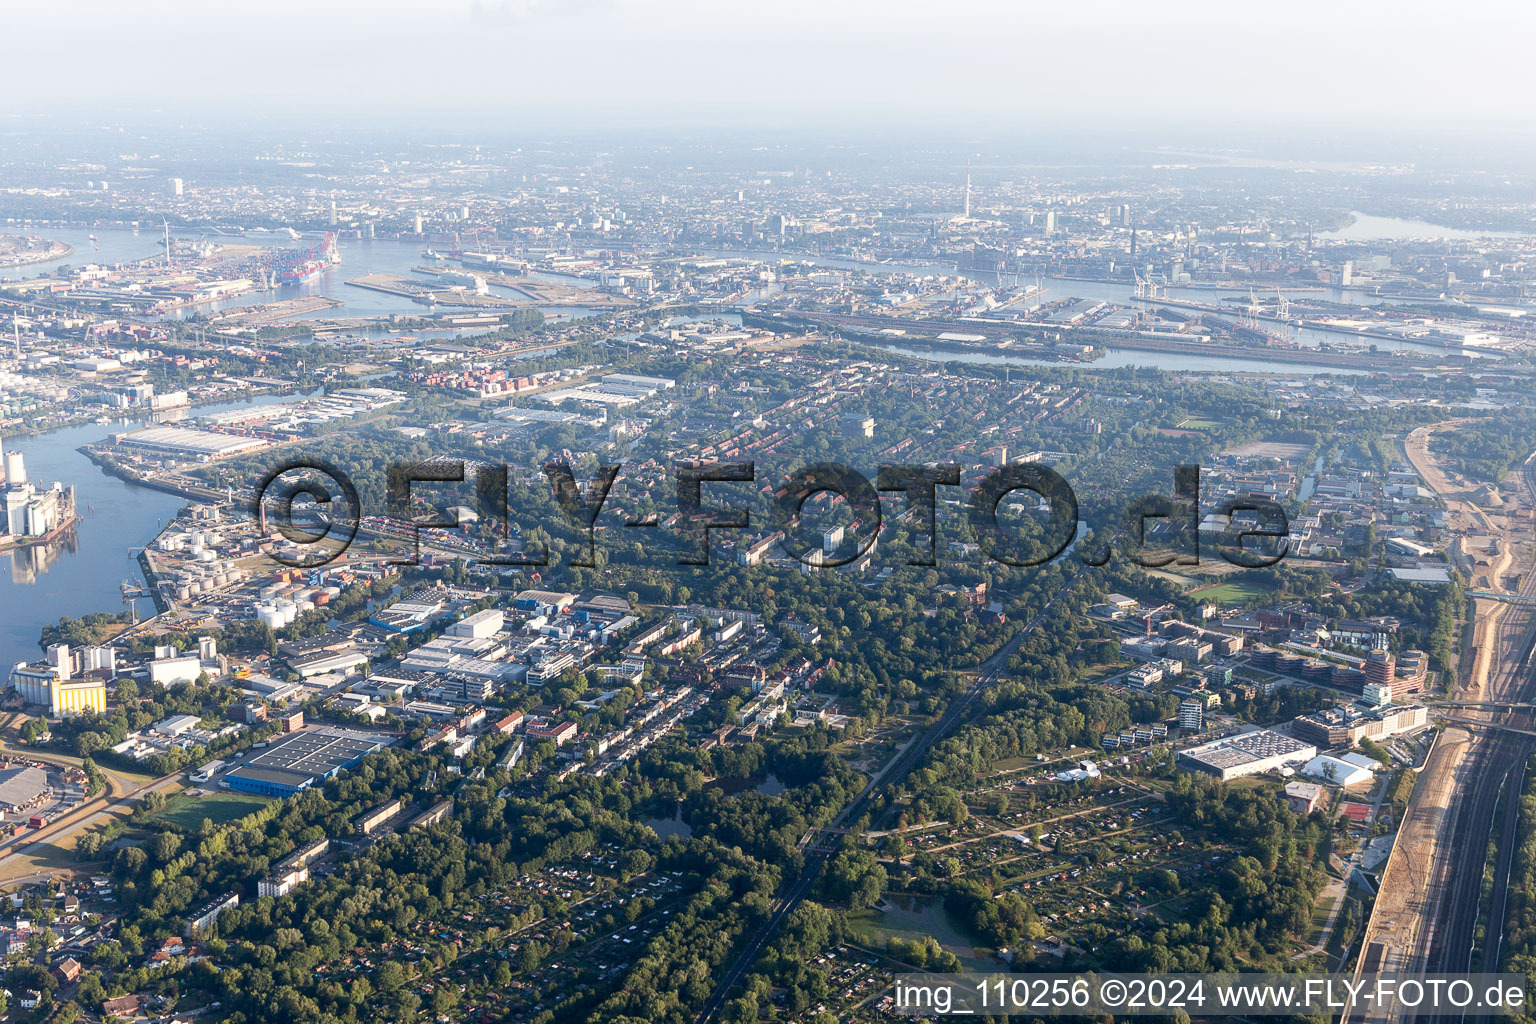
963, 161, 972, 219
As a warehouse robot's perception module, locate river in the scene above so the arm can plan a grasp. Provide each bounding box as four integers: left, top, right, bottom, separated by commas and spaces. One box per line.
0, 390, 309, 671
1320, 212, 1532, 241
0, 226, 604, 323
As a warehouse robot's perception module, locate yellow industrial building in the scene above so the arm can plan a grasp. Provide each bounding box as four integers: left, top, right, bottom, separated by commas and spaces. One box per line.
9, 653, 108, 717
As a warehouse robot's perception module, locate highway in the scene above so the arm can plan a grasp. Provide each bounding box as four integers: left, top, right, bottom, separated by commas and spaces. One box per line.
691, 557, 1102, 1024
1415, 452, 1536, 1024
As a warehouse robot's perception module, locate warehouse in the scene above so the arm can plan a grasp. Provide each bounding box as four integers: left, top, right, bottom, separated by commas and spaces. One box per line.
1177, 730, 1317, 781
222, 728, 389, 798
1386, 536, 1436, 558
1300, 754, 1376, 787
0, 766, 49, 814
287, 648, 370, 679
110, 426, 267, 461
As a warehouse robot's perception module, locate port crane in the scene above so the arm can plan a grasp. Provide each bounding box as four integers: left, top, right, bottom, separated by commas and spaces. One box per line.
1132, 271, 1165, 300
1273, 288, 1293, 322
1239, 288, 1265, 330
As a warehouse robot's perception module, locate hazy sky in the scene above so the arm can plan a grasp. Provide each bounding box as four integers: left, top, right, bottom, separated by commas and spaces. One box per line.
4, 0, 1532, 132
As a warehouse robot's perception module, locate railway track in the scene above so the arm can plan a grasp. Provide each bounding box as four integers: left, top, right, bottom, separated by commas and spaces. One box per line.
1415, 453, 1536, 1023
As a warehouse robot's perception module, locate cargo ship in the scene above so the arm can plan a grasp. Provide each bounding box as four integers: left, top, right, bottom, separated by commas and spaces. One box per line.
278, 260, 326, 285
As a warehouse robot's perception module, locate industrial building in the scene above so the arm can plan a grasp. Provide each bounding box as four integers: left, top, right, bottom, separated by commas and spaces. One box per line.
0, 766, 50, 814
8, 642, 108, 716
1, 449, 73, 539
450, 608, 504, 639
222, 728, 389, 798
47, 676, 107, 716
110, 426, 267, 461
149, 653, 202, 686
1301, 753, 1377, 787
1386, 536, 1436, 559
288, 648, 370, 678
1177, 730, 1317, 781
540, 372, 676, 407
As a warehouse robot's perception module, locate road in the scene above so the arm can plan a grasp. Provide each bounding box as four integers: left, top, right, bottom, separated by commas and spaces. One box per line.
0, 721, 183, 882
691, 558, 1102, 1024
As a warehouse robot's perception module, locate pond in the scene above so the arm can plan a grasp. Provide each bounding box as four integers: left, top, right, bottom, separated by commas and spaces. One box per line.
846, 892, 998, 972
643, 804, 694, 840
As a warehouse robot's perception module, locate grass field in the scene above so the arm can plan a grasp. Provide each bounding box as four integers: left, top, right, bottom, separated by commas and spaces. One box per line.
144, 791, 271, 830
1176, 417, 1224, 430
1146, 569, 1199, 587
0, 835, 79, 883
1189, 579, 1278, 605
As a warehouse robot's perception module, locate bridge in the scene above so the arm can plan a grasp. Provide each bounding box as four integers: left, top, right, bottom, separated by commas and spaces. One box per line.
1467, 589, 1536, 606
1429, 699, 1536, 710
1439, 714, 1536, 740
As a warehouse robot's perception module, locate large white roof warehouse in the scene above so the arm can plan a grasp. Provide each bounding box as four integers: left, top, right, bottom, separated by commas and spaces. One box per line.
1177, 729, 1317, 782
111, 427, 267, 460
